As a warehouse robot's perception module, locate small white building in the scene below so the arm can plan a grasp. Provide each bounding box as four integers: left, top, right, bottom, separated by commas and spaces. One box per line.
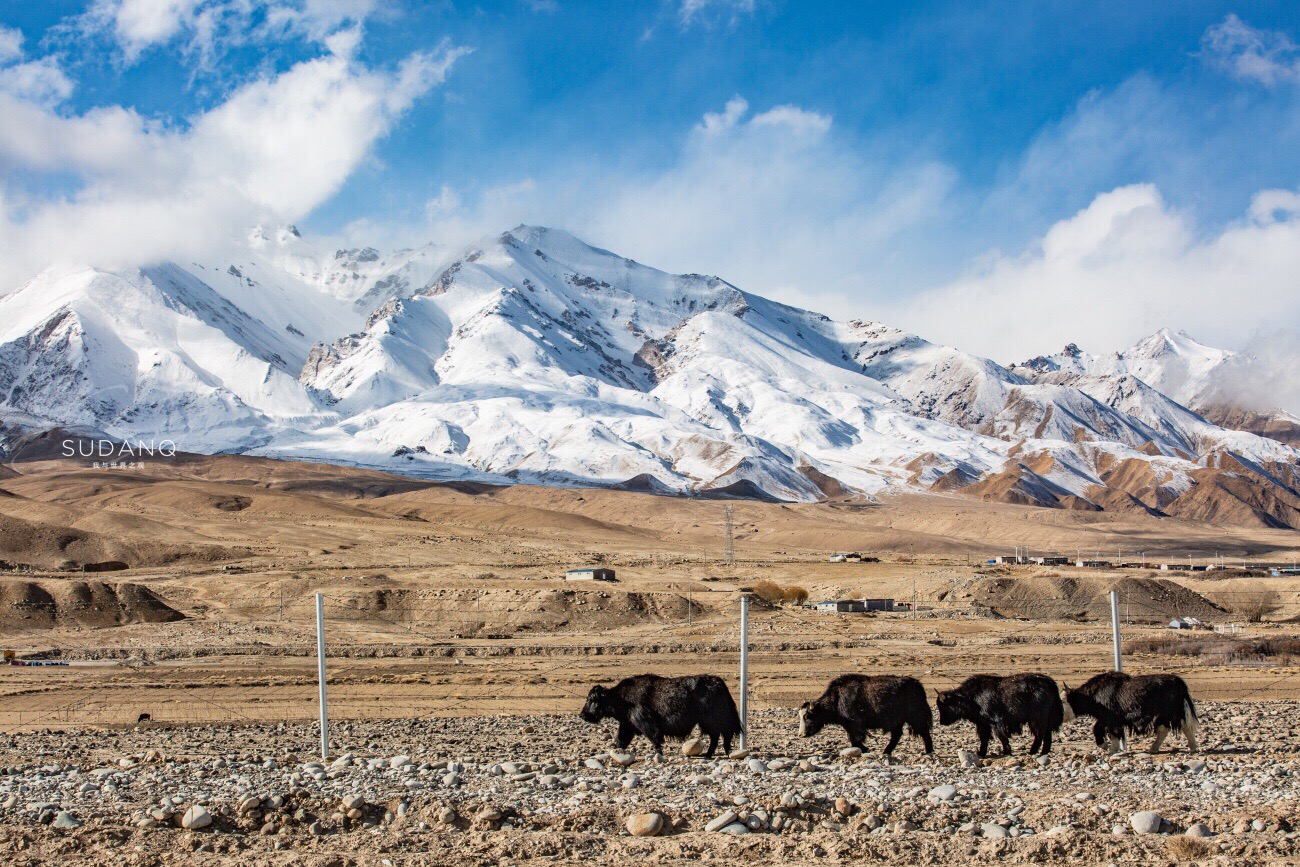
565, 568, 616, 582
814, 600, 866, 614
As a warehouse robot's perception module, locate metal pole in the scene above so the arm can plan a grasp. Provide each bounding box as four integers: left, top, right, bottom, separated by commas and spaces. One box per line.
738, 596, 749, 752
315, 593, 328, 761
1109, 589, 1125, 751
1109, 590, 1123, 672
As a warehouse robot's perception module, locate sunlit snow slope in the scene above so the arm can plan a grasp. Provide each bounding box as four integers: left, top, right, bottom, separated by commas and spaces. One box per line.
4, 225, 1300, 526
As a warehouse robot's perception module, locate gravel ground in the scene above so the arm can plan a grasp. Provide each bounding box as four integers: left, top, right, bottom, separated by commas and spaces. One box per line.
1, 702, 1298, 865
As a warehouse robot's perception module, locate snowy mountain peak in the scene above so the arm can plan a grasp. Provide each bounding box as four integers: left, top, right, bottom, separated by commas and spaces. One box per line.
4, 225, 1300, 527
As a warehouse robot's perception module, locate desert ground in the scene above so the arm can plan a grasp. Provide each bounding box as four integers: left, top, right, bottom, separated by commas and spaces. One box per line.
1, 451, 1299, 864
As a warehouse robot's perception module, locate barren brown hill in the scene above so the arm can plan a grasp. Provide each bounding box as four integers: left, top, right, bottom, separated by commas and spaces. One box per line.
1, 452, 1297, 576
0, 579, 184, 628
961, 573, 1221, 621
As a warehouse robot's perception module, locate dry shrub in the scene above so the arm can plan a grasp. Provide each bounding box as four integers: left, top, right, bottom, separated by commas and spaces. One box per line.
783, 585, 809, 605
1212, 583, 1282, 623
1164, 836, 1213, 860
1125, 634, 1300, 665
752, 579, 787, 605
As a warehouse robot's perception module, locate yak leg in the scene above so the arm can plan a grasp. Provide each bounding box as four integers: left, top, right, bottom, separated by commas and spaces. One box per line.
629, 710, 665, 758
996, 729, 1012, 757
1148, 726, 1169, 754
975, 722, 992, 758
704, 733, 720, 757
722, 733, 734, 755
615, 720, 636, 750
882, 726, 903, 756
1040, 729, 1053, 755
919, 729, 934, 754
1028, 732, 1042, 755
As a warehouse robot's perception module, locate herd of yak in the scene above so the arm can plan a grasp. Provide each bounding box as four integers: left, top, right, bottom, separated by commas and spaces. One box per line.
580, 671, 1200, 759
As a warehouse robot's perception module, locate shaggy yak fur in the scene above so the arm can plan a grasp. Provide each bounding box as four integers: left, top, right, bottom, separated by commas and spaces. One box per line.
1064, 671, 1199, 754
580, 674, 743, 758
798, 675, 933, 755
936, 673, 1065, 756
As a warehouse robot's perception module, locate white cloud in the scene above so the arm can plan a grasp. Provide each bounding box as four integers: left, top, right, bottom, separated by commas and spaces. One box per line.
104, 0, 202, 58
0, 25, 25, 64
898, 183, 1300, 363
0, 57, 76, 107
678, 0, 758, 26
0, 42, 468, 288
1200, 14, 1300, 86
84, 0, 382, 64
344, 97, 953, 321
0, 26, 75, 108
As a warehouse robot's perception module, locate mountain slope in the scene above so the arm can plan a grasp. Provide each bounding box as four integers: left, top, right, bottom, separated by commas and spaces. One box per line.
1016, 329, 1300, 448
2, 225, 1299, 528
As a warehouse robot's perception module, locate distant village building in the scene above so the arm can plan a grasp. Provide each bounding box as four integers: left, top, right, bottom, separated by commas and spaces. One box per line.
813, 598, 896, 614
828, 554, 847, 563
565, 568, 616, 582
815, 600, 866, 614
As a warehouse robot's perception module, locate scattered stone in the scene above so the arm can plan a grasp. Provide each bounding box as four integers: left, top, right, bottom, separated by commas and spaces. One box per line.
929, 784, 958, 802
181, 805, 212, 830
681, 738, 706, 757
1185, 823, 1213, 838
625, 812, 665, 837
51, 812, 82, 830
706, 810, 739, 833
1130, 811, 1163, 836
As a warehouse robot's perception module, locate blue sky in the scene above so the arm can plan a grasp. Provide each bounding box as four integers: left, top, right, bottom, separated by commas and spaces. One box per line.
1, 1, 1299, 359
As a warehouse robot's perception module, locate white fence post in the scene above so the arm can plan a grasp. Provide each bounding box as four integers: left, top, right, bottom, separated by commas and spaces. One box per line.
1109, 589, 1123, 672
739, 595, 749, 752
316, 593, 329, 761
1109, 589, 1126, 752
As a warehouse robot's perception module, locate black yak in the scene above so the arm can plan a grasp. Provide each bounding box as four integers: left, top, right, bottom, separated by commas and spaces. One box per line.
798, 675, 933, 755
1064, 671, 1199, 754
580, 674, 743, 758
936, 673, 1064, 757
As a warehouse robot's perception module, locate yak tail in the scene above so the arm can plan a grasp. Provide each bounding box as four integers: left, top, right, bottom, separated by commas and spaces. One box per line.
1181, 698, 1199, 751
720, 687, 745, 734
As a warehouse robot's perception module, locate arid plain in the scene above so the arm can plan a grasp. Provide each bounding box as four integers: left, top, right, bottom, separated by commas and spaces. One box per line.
1, 452, 1299, 864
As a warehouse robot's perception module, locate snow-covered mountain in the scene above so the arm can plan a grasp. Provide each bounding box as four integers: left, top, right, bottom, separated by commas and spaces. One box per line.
1015, 330, 1300, 448
3, 226, 1300, 528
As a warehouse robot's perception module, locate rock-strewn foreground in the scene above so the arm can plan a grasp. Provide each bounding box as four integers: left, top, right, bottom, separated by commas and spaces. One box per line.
2, 703, 1297, 865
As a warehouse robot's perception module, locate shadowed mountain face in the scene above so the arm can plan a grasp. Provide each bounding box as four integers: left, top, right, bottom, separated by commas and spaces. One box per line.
3, 226, 1300, 528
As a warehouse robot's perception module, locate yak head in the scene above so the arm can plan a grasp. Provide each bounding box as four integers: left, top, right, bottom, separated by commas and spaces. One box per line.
1059, 683, 1077, 722
1062, 683, 1095, 722
581, 685, 616, 724
934, 688, 971, 727
797, 701, 825, 738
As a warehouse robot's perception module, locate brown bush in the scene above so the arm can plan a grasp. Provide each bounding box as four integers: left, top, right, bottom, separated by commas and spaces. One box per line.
752, 579, 787, 605
783, 585, 809, 605
1212, 583, 1282, 623
1164, 836, 1213, 860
